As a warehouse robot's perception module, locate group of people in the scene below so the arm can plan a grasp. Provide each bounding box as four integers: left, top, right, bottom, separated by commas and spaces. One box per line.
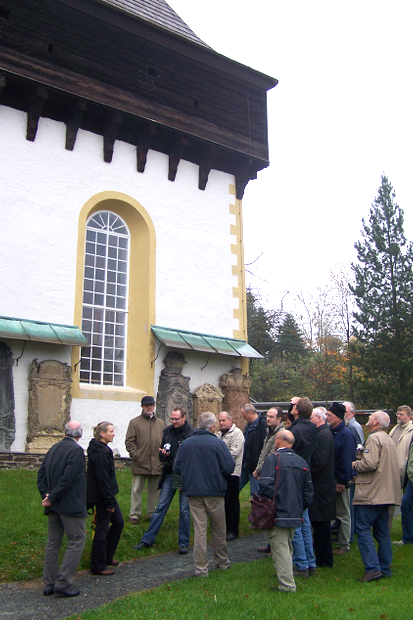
36, 395, 412, 596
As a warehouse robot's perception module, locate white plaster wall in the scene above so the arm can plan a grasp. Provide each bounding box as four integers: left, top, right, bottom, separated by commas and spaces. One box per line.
0, 106, 243, 455
0, 106, 238, 336
71, 398, 140, 457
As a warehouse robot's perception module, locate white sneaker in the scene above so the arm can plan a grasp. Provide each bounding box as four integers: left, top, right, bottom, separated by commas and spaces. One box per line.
392, 540, 405, 545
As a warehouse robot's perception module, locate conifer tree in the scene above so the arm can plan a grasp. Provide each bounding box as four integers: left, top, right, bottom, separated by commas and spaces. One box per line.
351, 175, 413, 408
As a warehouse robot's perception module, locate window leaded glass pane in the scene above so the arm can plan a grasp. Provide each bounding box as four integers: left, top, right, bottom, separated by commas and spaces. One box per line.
80, 210, 129, 386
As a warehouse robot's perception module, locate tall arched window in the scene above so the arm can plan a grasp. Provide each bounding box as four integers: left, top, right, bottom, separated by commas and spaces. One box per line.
79, 211, 130, 386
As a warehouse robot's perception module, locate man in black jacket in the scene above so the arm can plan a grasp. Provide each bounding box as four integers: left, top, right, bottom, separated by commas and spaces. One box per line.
134, 407, 194, 554
239, 404, 267, 496
259, 429, 313, 592
37, 421, 86, 598
290, 397, 317, 577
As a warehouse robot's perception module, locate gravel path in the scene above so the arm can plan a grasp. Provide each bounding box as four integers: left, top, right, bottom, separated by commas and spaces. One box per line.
0, 532, 269, 620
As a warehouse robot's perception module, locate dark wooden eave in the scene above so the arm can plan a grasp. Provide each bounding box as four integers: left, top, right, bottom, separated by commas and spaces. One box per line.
0, 0, 278, 198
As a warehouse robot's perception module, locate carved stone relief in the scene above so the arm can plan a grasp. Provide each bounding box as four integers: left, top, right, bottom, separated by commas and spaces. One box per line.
219, 367, 251, 429
156, 351, 193, 424
26, 359, 72, 453
192, 383, 224, 426
0, 342, 16, 451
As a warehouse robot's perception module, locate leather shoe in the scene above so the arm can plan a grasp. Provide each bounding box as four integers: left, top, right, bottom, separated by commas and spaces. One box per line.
226, 533, 238, 541
108, 559, 120, 566
43, 586, 54, 596
92, 568, 115, 576
133, 541, 151, 551
333, 547, 349, 555
178, 546, 188, 555
257, 544, 271, 553
293, 568, 309, 578
309, 566, 317, 576
358, 570, 384, 583
54, 585, 80, 597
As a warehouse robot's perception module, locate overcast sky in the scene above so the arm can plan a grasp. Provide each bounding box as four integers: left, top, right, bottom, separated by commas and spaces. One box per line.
168, 1, 413, 313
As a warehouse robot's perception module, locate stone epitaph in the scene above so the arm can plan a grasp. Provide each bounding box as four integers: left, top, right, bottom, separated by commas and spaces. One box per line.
219, 367, 251, 429
0, 342, 16, 451
192, 383, 224, 426
26, 359, 72, 453
156, 351, 193, 423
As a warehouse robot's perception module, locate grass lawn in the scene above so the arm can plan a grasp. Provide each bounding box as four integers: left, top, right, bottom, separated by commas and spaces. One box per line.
2, 468, 412, 620
65, 543, 413, 620
0, 467, 255, 582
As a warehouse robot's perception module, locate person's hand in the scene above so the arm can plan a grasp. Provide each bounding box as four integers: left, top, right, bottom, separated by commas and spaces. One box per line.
336, 483, 345, 493
42, 493, 51, 507
107, 507, 115, 513
252, 470, 259, 479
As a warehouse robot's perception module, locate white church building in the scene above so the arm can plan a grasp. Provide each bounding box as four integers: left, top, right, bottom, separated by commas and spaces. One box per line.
0, 0, 276, 457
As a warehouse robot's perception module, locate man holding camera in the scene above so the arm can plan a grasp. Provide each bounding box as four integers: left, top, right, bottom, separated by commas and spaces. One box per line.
134, 407, 194, 554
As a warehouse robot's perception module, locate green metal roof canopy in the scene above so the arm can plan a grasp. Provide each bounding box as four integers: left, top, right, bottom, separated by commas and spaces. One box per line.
151, 325, 263, 359
0, 316, 88, 346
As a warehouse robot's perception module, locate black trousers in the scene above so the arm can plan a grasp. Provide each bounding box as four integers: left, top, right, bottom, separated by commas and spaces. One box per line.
90, 499, 124, 573
311, 520, 333, 567
225, 475, 240, 537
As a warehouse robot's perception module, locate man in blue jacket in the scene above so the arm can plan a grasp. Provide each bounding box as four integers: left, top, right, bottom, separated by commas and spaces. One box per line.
37, 421, 87, 597
259, 429, 313, 592
174, 411, 235, 577
326, 402, 357, 555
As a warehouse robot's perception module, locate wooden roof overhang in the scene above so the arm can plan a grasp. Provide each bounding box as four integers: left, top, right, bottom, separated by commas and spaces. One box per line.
0, 0, 277, 199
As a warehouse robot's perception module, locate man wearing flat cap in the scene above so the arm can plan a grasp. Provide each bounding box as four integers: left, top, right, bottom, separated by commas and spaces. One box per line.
326, 402, 357, 555
125, 396, 165, 523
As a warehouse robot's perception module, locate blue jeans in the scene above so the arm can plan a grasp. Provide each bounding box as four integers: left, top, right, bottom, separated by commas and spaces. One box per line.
292, 508, 316, 570
355, 504, 392, 576
239, 470, 259, 497
141, 474, 190, 548
401, 480, 413, 543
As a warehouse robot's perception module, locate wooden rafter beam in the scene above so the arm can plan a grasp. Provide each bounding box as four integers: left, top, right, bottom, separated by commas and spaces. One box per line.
103, 112, 123, 162
136, 125, 157, 173
26, 86, 48, 141
198, 146, 219, 191
168, 137, 188, 182
65, 100, 87, 151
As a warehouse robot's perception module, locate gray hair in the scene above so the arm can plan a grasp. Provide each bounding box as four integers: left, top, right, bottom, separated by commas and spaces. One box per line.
374, 410, 390, 429
313, 407, 327, 421
64, 422, 83, 438
197, 412, 217, 430
343, 401, 356, 416
242, 404, 256, 415
220, 411, 232, 421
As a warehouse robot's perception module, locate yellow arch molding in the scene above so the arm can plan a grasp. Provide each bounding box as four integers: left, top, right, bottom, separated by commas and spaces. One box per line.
71, 191, 156, 401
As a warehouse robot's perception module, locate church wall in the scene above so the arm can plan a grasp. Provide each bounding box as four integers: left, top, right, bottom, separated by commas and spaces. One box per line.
0, 105, 245, 455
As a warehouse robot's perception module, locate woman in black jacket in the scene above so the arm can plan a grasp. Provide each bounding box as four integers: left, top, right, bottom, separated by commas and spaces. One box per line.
87, 422, 124, 575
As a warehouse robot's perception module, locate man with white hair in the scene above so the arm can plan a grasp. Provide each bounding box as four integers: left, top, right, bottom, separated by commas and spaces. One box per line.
37, 421, 86, 597
352, 411, 401, 582
217, 411, 244, 541
309, 407, 335, 567
344, 401, 364, 446
174, 412, 235, 577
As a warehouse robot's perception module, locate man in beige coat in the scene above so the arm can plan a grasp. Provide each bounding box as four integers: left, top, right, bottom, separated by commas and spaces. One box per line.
352, 410, 401, 582
389, 405, 413, 485
217, 411, 244, 540
125, 396, 165, 523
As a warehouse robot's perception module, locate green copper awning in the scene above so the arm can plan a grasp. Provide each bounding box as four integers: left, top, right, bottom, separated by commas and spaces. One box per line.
151, 325, 263, 359
0, 316, 88, 345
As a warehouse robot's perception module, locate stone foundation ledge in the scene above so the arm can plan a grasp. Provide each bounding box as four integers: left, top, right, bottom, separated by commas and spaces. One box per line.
0, 453, 132, 470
